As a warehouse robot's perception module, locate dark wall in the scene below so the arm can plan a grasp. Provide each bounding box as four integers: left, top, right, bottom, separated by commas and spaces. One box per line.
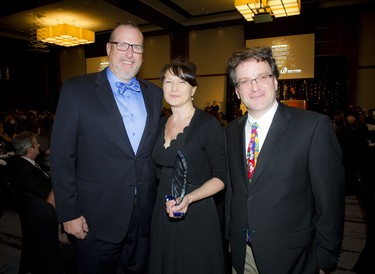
0, 36, 60, 111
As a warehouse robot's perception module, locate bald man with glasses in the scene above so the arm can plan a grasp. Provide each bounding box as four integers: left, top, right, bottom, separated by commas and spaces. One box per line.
50, 21, 163, 274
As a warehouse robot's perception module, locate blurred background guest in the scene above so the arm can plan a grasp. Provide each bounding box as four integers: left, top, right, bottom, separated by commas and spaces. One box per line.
7, 131, 64, 274
0, 121, 13, 153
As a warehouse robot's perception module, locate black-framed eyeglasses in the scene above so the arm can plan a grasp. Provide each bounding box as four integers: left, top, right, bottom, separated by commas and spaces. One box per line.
109, 41, 144, 54
235, 74, 273, 90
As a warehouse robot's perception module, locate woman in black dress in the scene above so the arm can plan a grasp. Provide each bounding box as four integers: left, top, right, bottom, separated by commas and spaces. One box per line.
149, 59, 227, 274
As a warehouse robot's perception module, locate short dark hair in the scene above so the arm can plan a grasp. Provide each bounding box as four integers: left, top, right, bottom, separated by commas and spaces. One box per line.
160, 58, 198, 87
227, 47, 279, 87
12, 131, 37, 156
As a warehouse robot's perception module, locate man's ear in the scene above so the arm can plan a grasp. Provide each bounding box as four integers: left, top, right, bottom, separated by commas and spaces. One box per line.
235, 89, 241, 100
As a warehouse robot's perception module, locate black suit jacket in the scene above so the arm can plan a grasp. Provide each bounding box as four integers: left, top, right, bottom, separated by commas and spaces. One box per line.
7, 155, 51, 201
7, 156, 63, 273
50, 69, 163, 243
225, 103, 345, 273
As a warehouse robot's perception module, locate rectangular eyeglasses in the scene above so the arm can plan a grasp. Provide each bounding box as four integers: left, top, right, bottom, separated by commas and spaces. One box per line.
109, 41, 144, 54
236, 74, 273, 90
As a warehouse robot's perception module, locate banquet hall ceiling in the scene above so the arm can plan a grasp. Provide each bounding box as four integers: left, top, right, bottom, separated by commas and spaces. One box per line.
0, 0, 373, 41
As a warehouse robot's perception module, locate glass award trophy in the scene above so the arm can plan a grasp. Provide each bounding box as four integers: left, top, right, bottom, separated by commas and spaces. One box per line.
165, 150, 187, 217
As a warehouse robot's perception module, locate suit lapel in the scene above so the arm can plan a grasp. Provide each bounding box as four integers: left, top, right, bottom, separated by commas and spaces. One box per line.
94, 70, 123, 118
134, 79, 155, 156
250, 103, 292, 188
20, 157, 50, 181
93, 70, 132, 149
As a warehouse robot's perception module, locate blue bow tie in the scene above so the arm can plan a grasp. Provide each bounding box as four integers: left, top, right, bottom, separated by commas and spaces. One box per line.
116, 79, 141, 95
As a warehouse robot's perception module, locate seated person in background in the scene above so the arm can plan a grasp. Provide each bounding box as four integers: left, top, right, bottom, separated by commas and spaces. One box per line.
211, 100, 220, 112
286, 86, 305, 100
208, 100, 220, 118
2, 113, 18, 138
285, 87, 306, 100
217, 112, 228, 127
7, 131, 64, 274
0, 121, 13, 153
24, 120, 52, 174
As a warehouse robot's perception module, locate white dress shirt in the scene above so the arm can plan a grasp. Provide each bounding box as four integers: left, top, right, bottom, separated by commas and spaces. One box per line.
244, 101, 279, 154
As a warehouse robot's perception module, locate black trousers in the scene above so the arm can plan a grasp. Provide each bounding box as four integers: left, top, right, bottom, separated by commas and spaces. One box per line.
18, 195, 64, 274
76, 200, 149, 274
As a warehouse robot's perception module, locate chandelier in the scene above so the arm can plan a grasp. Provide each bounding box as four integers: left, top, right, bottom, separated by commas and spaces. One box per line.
235, 0, 301, 22
36, 24, 95, 47
28, 13, 49, 52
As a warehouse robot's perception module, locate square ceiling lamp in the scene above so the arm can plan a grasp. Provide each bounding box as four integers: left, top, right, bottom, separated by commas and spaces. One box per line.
37, 24, 95, 47
235, 0, 301, 22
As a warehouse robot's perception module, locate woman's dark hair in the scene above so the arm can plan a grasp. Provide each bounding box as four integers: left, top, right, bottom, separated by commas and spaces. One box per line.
160, 58, 197, 87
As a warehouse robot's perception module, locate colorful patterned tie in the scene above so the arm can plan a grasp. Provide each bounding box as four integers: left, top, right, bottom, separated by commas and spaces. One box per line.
246, 122, 259, 182
116, 78, 141, 95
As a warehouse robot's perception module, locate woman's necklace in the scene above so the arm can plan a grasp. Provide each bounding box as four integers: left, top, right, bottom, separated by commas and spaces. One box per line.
169, 108, 195, 133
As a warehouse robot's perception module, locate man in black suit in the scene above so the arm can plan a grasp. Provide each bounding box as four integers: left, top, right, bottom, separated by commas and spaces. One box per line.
8, 131, 63, 273
50, 21, 163, 274
225, 47, 345, 274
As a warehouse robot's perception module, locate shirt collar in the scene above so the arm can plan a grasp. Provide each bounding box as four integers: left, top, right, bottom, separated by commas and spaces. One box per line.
106, 67, 139, 94
21, 156, 35, 166
247, 101, 279, 130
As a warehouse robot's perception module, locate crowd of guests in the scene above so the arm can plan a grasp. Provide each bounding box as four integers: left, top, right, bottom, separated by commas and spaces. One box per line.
331, 106, 375, 195
330, 105, 375, 273
0, 109, 77, 273
2, 104, 373, 165
0, 109, 54, 151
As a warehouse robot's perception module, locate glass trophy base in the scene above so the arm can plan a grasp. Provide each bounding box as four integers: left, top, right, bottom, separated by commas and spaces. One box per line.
164, 195, 185, 217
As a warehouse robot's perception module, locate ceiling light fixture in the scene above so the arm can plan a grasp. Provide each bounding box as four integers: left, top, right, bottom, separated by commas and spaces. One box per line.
28, 13, 49, 52
235, 0, 301, 23
36, 24, 95, 47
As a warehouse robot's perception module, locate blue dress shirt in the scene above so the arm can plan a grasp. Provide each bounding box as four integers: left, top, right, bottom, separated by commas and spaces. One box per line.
107, 68, 147, 154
